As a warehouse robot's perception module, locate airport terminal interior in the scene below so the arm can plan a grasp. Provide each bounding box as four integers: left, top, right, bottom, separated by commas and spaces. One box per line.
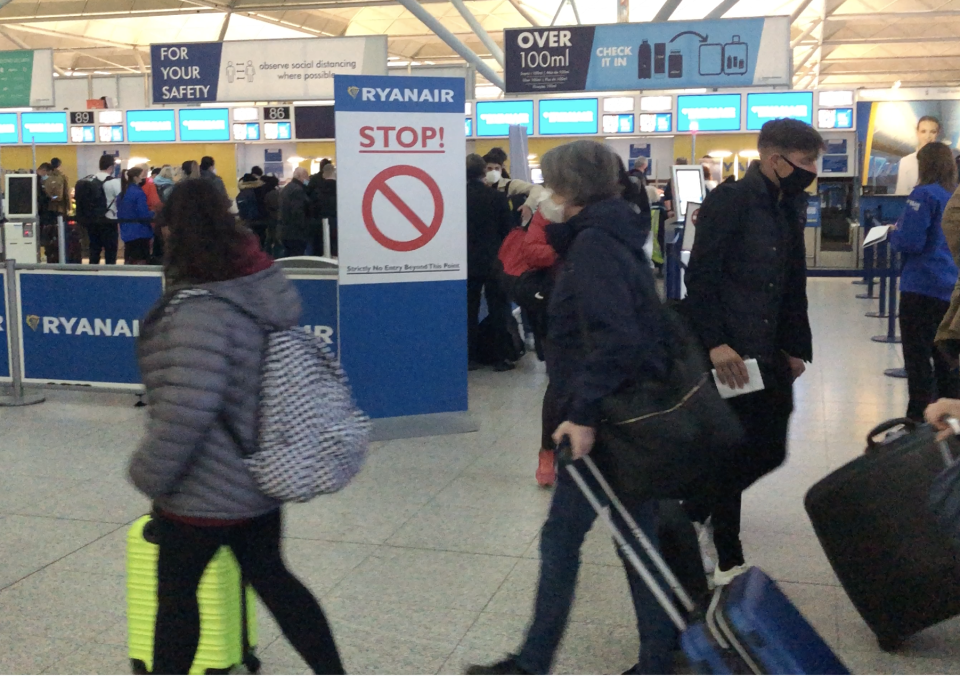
4, 0, 960, 673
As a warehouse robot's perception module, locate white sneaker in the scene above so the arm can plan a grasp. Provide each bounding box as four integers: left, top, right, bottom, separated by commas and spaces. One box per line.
694, 521, 716, 576
712, 563, 750, 587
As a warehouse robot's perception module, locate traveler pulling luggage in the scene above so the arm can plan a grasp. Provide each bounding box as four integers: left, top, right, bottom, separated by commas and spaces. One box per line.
560, 444, 849, 675
805, 417, 960, 651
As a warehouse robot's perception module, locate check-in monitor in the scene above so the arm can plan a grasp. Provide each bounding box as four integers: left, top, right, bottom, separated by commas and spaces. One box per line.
4, 174, 38, 220
671, 165, 705, 219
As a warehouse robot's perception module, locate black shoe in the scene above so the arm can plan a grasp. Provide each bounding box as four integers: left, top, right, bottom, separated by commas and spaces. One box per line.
468, 361, 483, 372
466, 656, 530, 675
492, 360, 516, 372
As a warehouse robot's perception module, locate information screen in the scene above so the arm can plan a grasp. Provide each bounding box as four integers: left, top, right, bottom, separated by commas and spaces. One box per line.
673, 166, 705, 218
294, 106, 335, 139
264, 121, 292, 141
746, 92, 813, 130
21, 112, 68, 144
0, 113, 18, 144
465, 118, 473, 137
538, 98, 598, 135
179, 108, 230, 141
677, 94, 741, 132
603, 114, 635, 134
818, 108, 853, 130
476, 100, 534, 136
99, 125, 124, 143
639, 113, 672, 133
7, 175, 36, 219
127, 110, 176, 142
233, 122, 261, 141
70, 126, 96, 143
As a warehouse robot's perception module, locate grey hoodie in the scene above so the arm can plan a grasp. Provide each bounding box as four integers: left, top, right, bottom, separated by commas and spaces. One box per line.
129, 264, 301, 519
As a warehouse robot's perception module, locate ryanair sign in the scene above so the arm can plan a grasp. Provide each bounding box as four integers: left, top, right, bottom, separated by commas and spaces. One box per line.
30, 316, 141, 337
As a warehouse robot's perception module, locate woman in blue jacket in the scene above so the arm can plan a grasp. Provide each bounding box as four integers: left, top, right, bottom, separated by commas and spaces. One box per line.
891, 142, 960, 421
118, 166, 155, 264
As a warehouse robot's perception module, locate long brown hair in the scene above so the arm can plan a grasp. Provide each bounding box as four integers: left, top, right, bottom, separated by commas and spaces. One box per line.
158, 178, 251, 284
918, 142, 958, 192
120, 166, 143, 198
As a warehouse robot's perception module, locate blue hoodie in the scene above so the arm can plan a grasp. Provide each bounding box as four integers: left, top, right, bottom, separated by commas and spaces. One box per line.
117, 183, 155, 242
890, 184, 958, 302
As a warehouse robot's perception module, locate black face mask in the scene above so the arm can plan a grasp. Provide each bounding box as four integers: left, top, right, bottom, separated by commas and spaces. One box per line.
777, 156, 817, 195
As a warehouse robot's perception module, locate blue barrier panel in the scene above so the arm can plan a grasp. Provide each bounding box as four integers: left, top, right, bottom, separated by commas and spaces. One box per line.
18, 270, 163, 388
0, 269, 9, 382
287, 275, 339, 355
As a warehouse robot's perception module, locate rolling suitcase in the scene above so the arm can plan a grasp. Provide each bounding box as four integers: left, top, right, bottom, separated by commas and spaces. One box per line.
560, 446, 848, 674
126, 515, 261, 675
804, 418, 960, 651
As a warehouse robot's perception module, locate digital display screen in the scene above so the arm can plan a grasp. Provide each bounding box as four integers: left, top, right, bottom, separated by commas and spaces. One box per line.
476, 100, 534, 136
233, 122, 261, 141
264, 121, 292, 141
127, 110, 176, 142
639, 113, 672, 133
818, 107, 853, 130
232, 107, 259, 122
293, 106, 334, 139
465, 118, 473, 137
98, 110, 123, 125
0, 113, 19, 144
538, 98, 598, 135
603, 114, 635, 134
677, 94, 741, 132
674, 167, 705, 218
70, 126, 96, 143
179, 108, 230, 142
8, 175, 36, 218
746, 92, 814, 130
99, 125, 124, 143
21, 111, 68, 144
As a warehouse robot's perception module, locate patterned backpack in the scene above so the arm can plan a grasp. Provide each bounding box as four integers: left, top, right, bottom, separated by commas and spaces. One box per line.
167, 289, 370, 502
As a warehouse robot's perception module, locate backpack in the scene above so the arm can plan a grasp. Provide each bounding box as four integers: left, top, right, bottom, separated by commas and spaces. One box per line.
167, 289, 370, 502
74, 175, 111, 221
43, 171, 68, 212
236, 188, 261, 222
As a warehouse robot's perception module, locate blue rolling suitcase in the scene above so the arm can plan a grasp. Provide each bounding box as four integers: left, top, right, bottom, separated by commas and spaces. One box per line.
561, 450, 849, 675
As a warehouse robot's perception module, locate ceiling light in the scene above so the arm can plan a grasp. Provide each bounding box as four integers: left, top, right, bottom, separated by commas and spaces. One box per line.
739, 150, 760, 158
892, 80, 901, 89
708, 150, 732, 159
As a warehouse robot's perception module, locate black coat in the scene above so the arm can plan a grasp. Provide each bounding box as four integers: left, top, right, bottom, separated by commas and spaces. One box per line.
545, 198, 667, 427
466, 180, 513, 278
684, 162, 812, 372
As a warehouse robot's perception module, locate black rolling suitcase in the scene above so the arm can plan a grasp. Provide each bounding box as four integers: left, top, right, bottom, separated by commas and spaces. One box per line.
805, 418, 960, 651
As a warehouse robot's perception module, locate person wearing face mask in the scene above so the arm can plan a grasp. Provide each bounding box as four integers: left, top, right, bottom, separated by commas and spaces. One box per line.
682, 118, 822, 587
896, 116, 941, 196
483, 148, 545, 227
117, 166, 156, 265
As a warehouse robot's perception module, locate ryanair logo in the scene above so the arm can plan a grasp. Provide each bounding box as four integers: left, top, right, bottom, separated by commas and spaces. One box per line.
907, 199, 921, 212
302, 324, 334, 345
28, 316, 140, 337
347, 86, 360, 99
360, 87, 455, 103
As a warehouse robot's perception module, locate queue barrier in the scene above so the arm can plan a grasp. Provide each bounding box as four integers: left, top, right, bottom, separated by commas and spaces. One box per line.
0, 259, 339, 403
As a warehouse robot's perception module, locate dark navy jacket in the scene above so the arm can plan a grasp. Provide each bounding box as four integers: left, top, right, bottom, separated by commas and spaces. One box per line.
545, 197, 667, 427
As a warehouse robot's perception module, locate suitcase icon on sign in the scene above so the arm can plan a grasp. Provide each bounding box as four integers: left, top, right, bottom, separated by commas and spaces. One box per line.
723, 36, 748, 75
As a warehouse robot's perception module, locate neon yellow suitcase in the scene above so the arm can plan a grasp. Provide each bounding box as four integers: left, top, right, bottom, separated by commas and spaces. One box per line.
127, 515, 260, 675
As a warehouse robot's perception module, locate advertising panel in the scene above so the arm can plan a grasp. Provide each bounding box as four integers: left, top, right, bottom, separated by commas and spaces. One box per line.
127, 110, 176, 142
476, 100, 534, 137
179, 107, 231, 141
150, 37, 387, 104
0, 49, 54, 107
18, 270, 163, 388
746, 91, 813, 130
504, 18, 790, 93
21, 112, 68, 144
538, 98, 598, 135
677, 94, 741, 132
0, 113, 18, 144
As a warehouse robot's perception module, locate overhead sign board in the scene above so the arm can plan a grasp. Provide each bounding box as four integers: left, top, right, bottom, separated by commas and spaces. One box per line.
504, 17, 790, 93
677, 93, 741, 132
150, 37, 388, 104
476, 100, 534, 137
0, 49, 54, 108
746, 91, 813, 130
538, 98, 598, 135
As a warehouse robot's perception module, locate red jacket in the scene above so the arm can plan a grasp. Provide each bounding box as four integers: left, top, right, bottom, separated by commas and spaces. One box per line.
499, 210, 558, 276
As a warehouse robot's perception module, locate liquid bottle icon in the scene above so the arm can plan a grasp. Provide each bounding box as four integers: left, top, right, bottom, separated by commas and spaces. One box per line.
654, 43, 666, 78
668, 50, 683, 78
638, 40, 652, 80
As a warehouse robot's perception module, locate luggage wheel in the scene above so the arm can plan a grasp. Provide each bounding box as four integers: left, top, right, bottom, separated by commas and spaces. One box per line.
130, 659, 149, 675
243, 651, 261, 674
878, 634, 903, 653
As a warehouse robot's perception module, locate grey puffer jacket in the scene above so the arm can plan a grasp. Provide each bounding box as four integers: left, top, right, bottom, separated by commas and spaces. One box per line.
129, 264, 301, 519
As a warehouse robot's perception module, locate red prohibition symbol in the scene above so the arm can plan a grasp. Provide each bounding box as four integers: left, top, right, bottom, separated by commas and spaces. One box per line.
361, 165, 445, 252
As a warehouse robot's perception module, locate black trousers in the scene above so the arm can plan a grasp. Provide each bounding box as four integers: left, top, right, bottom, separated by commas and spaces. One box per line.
153, 510, 343, 675
467, 275, 511, 364
124, 238, 151, 265
900, 291, 960, 421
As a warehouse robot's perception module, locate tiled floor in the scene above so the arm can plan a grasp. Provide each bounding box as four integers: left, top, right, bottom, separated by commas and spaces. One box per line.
1, 277, 957, 674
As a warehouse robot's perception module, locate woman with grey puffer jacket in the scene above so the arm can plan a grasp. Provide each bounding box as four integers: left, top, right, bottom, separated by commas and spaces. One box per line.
128, 178, 344, 675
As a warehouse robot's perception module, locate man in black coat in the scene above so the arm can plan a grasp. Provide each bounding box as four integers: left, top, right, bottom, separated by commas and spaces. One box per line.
466, 153, 515, 371
683, 118, 823, 585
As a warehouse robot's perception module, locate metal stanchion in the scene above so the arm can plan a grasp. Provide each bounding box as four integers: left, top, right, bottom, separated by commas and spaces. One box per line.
873, 252, 901, 345
856, 242, 877, 298
322, 218, 332, 259
0, 259, 45, 407
866, 241, 890, 318
57, 215, 66, 265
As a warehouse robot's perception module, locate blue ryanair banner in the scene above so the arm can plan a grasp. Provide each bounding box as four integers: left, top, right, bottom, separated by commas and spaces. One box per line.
288, 276, 339, 355
18, 271, 163, 388
504, 17, 790, 93
0, 269, 9, 382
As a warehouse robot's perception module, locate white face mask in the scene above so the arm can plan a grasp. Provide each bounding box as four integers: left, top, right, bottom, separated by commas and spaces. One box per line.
486, 169, 502, 185
539, 197, 566, 224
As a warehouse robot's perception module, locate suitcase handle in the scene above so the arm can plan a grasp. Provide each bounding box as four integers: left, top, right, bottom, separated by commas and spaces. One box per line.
866, 418, 916, 450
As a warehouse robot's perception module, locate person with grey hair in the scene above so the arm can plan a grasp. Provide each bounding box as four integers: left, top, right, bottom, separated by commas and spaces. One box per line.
278, 167, 311, 257
468, 140, 676, 675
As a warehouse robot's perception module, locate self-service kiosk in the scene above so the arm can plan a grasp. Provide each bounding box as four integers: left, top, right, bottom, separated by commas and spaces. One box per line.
1, 173, 39, 263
